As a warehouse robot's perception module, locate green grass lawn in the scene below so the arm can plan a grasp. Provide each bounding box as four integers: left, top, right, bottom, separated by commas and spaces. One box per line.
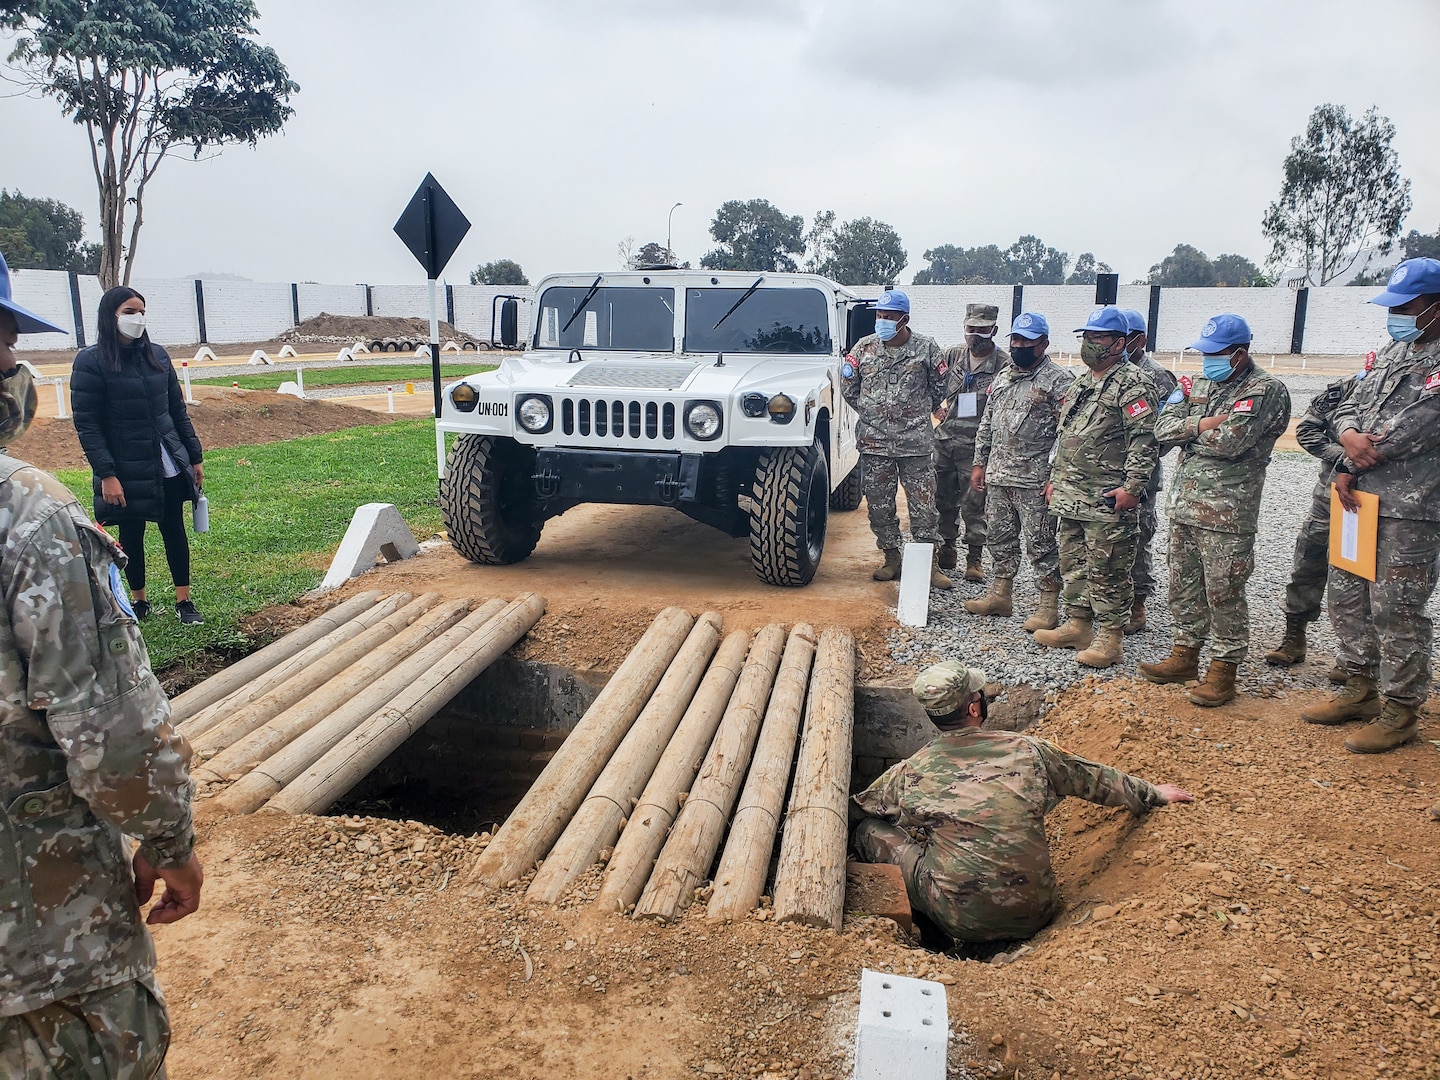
55, 419, 446, 674
194, 363, 493, 391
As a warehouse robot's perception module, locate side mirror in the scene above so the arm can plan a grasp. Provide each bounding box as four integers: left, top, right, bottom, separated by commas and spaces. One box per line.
500, 299, 519, 348
846, 306, 876, 352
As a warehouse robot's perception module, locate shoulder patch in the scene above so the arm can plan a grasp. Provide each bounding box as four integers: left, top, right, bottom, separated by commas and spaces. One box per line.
1165, 386, 1185, 405
108, 563, 136, 619
936, 356, 949, 376
1425, 369, 1440, 392
1125, 398, 1151, 418
841, 356, 856, 380
1179, 374, 1193, 396
1232, 398, 1255, 414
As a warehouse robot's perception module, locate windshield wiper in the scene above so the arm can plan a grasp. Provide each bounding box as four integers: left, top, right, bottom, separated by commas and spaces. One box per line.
560, 274, 604, 334
712, 275, 764, 330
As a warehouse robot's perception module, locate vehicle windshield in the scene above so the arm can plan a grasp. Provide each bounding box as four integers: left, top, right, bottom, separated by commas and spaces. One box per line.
684, 287, 832, 354
534, 286, 675, 351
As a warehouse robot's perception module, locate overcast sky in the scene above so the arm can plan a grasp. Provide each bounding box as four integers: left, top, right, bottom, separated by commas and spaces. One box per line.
4, 0, 1437, 287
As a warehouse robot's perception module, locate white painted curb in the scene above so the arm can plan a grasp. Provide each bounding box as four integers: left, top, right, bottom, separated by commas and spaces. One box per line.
896, 542, 934, 627
853, 968, 948, 1079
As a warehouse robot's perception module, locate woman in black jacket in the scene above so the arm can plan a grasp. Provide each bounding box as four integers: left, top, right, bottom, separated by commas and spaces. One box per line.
72, 286, 206, 624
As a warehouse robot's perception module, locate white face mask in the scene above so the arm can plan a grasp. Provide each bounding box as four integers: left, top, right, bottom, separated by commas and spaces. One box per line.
117, 312, 147, 339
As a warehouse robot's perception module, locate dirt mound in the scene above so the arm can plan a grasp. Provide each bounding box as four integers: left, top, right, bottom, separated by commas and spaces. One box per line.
280, 313, 482, 347
7, 386, 389, 473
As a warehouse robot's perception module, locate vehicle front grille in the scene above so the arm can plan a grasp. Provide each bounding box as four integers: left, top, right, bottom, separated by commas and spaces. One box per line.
559, 397, 677, 441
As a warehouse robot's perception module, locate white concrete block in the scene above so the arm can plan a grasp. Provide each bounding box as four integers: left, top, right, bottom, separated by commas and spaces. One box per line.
276, 381, 303, 398
319, 503, 420, 591
278, 344, 299, 358
350, 340, 370, 354
441, 340, 461, 353
192, 347, 218, 363
896, 542, 933, 627
248, 349, 274, 365
853, 968, 948, 1080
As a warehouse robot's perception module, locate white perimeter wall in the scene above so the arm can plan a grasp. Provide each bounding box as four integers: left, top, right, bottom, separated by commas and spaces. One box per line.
7, 269, 1390, 355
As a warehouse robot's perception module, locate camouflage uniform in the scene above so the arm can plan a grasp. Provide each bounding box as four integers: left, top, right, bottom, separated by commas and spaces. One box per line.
1153, 366, 1291, 662
1130, 352, 1179, 601
1048, 363, 1158, 629
841, 331, 946, 550
934, 342, 1008, 549
973, 356, 1070, 587
1, 444, 194, 1077
852, 729, 1164, 943
1285, 376, 1354, 621
1328, 338, 1440, 706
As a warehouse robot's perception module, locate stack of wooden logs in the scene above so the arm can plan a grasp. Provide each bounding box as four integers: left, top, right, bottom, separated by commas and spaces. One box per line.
173, 590, 546, 816
465, 607, 856, 929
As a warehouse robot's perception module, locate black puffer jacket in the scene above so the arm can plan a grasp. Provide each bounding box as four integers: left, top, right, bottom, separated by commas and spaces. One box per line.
71, 340, 203, 524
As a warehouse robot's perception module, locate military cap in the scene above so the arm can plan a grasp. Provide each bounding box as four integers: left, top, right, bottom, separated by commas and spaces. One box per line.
964, 303, 1000, 327
0, 251, 66, 335
1075, 305, 1129, 335
1369, 258, 1440, 307
1189, 313, 1252, 353
1121, 309, 1148, 334
876, 289, 910, 313
1010, 311, 1049, 340
912, 660, 988, 716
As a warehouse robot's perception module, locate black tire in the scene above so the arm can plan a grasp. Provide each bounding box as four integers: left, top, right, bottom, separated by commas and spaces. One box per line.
368, 340, 384, 353
749, 439, 829, 587
441, 435, 543, 564
829, 458, 863, 511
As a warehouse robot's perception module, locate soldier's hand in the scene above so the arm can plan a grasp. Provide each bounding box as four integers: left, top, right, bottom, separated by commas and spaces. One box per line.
932, 406, 948, 424
970, 465, 985, 493
101, 475, 126, 507
1105, 487, 1140, 511
134, 850, 204, 925
1153, 784, 1194, 805
1334, 471, 1361, 513
1198, 415, 1226, 433
1043, 481, 1053, 504
1339, 430, 1385, 469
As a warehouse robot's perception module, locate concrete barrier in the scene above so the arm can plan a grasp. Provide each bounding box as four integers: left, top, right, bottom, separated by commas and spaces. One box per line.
319, 503, 420, 591
854, 969, 948, 1080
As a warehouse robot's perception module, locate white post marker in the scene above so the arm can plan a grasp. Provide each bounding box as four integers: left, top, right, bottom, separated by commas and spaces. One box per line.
296, 365, 305, 399
387, 387, 395, 414
896, 542, 934, 628
181, 360, 194, 404
853, 969, 948, 1080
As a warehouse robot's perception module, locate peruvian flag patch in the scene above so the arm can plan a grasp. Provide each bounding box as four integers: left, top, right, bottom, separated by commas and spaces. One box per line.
937, 358, 949, 375
1426, 369, 1440, 391
1125, 399, 1151, 418
1232, 398, 1255, 414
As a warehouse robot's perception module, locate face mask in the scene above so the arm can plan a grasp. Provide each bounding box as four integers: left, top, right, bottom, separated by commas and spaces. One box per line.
1010, 343, 1040, 368
117, 311, 147, 340
1080, 340, 1114, 370
0, 365, 37, 445
875, 318, 899, 343
1202, 352, 1234, 382
966, 330, 995, 348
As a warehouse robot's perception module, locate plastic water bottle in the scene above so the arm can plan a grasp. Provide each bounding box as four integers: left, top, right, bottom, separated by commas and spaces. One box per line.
193, 490, 209, 533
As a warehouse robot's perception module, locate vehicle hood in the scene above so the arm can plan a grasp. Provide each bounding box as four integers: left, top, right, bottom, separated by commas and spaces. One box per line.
459, 351, 835, 395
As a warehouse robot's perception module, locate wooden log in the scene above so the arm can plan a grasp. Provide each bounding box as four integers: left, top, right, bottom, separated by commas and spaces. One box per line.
196, 597, 472, 784
633, 623, 788, 921
190, 593, 439, 758
595, 629, 751, 915
214, 598, 508, 815
178, 591, 412, 739
525, 612, 723, 904
262, 593, 547, 816
168, 591, 381, 726
706, 623, 817, 922
772, 627, 856, 930
465, 606, 696, 888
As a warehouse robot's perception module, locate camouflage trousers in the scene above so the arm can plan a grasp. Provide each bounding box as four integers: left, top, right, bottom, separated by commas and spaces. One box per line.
985, 485, 1058, 588
0, 976, 169, 1079
1132, 493, 1160, 600
1282, 479, 1332, 622
1055, 517, 1138, 631
852, 819, 963, 942
1168, 522, 1256, 663
933, 439, 986, 548
862, 453, 940, 552
1328, 517, 1440, 706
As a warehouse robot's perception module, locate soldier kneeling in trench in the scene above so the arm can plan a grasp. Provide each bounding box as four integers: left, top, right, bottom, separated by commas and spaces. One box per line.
851, 661, 1192, 948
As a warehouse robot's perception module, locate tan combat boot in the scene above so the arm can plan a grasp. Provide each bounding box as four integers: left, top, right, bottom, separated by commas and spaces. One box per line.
937, 542, 958, 570
1300, 675, 1381, 725
1344, 699, 1419, 754
964, 545, 986, 583
930, 553, 953, 590
1328, 664, 1349, 685
1033, 613, 1094, 650
1076, 626, 1123, 668
1137, 645, 1201, 684
1124, 597, 1147, 635
1187, 660, 1237, 707
963, 578, 1012, 616
873, 549, 902, 581
1263, 615, 1308, 666
1021, 587, 1060, 632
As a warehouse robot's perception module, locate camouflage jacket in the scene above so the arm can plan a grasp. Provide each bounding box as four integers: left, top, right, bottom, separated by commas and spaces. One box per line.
1, 454, 194, 1015
841, 331, 945, 457
1296, 375, 1356, 474
852, 729, 1163, 943
1048, 361, 1159, 522
1154, 365, 1291, 534
972, 357, 1070, 488
1131, 352, 1179, 493
1333, 338, 1440, 521
935, 344, 1008, 444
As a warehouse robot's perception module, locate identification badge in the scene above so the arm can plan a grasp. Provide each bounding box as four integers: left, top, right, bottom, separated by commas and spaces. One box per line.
956, 392, 978, 418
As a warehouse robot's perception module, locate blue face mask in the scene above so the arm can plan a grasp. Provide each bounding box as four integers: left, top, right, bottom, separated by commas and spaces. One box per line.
875, 318, 900, 342
1201, 352, 1234, 382
1388, 300, 1439, 343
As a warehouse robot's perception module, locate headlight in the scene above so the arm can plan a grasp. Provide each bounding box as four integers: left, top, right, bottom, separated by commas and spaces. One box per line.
516, 395, 553, 433
685, 401, 723, 441
741, 392, 767, 418
451, 383, 478, 412
766, 393, 796, 423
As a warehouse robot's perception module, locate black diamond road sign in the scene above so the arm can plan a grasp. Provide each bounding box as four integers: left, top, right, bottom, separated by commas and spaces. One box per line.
393, 173, 471, 279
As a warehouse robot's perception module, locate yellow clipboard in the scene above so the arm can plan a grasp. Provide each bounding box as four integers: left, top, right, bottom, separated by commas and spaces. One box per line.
1328, 484, 1379, 581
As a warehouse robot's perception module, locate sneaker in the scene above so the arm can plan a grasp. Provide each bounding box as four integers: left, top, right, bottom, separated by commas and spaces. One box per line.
131, 599, 153, 620
176, 600, 205, 625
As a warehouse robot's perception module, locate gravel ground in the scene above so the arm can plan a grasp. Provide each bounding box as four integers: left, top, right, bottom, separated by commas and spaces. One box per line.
888, 448, 1440, 702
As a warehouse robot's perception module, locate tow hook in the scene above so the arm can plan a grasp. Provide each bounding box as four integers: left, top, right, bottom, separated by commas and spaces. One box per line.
532, 467, 560, 498
655, 471, 681, 503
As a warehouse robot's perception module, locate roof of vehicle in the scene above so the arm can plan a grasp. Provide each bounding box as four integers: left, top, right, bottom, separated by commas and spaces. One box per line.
532, 268, 865, 301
